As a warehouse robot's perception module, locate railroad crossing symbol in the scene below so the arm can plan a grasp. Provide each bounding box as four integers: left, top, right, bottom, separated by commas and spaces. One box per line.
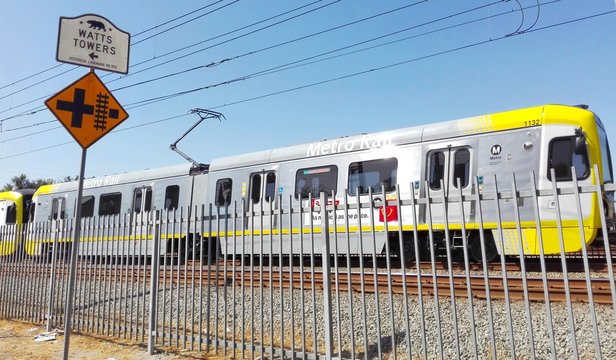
45, 71, 128, 149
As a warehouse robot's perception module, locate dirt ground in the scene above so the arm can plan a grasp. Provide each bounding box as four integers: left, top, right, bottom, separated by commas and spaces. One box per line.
0, 319, 228, 360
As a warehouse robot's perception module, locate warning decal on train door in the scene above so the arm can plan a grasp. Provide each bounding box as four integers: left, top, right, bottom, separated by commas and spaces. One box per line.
45, 71, 128, 149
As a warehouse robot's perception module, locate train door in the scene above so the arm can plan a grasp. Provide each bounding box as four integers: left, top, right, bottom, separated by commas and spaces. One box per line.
132, 186, 153, 216
245, 169, 278, 232
50, 196, 67, 222
425, 146, 473, 225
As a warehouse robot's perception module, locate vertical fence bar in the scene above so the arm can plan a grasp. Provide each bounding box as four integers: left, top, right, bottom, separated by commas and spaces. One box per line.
231, 202, 238, 357
287, 195, 296, 358
298, 196, 307, 359
472, 176, 496, 360
120, 214, 130, 339
571, 167, 602, 357
549, 168, 579, 358
238, 201, 245, 359
268, 200, 274, 358
343, 191, 356, 360
160, 211, 169, 345
381, 185, 397, 360
592, 164, 616, 319
277, 196, 285, 358
440, 179, 460, 359
330, 191, 341, 360
46, 222, 61, 331
491, 174, 516, 359
73, 218, 84, 332
104, 216, 113, 336
319, 192, 334, 359
410, 182, 426, 360
455, 178, 478, 360
248, 200, 255, 359
85, 217, 96, 334
189, 206, 197, 352
309, 195, 318, 359
198, 204, 205, 353
424, 180, 443, 359
148, 210, 161, 355
529, 171, 557, 359
367, 189, 383, 359
354, 189, 369, 360
510, 174, 536, 359
111, 215, 120, 337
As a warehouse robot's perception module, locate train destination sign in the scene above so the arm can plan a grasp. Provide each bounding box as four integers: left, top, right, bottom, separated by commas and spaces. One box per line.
56, 14, 130, 74
45, 71, 128, 149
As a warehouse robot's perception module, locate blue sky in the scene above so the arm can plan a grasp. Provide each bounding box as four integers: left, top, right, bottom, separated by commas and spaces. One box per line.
1, 0, 615, 186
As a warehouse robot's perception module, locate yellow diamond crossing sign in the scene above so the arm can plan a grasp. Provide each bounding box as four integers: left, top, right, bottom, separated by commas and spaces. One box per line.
45, 71, 128, 149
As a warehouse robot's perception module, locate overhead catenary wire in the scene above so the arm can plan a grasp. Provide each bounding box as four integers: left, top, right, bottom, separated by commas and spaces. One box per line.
0, 0, 335, 119
104, 0, 346, 83
1, 8, 613, 160
121, 0, 555, 108
0, 0, 569, 129
112, 0, 508, 94
0, 0, 242, 102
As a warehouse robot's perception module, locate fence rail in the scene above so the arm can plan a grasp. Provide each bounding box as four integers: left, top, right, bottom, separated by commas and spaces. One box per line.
1, 174, 615, 359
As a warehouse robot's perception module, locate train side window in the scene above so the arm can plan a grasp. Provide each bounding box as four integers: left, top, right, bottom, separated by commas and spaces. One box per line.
132, 187, 151, 214
99, 192, 122, 216
28, 202, 36, 223
348, 158, 398, 196
80, 195, 95, 217
144, 188, 152, 212
5, 203, 17, 224
133, 188, 143, 213
428, 152, 445, 190
295, 166, 338, 199
215, 178, 233, 207
453, 149, 470, 188
51, 197, 66, 220
548, 137, 589, 181
250, 173, 262, 204
265, 172, 276, 202
164, 185, 180, 210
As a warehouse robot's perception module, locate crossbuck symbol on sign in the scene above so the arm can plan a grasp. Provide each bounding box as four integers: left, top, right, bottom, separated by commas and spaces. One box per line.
55, 88, 121, 130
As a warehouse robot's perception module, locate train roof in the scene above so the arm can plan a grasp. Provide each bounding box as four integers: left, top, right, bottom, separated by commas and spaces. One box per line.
34, 163, 197, 196
0, 188, 35, 200
209, 104, 597, 171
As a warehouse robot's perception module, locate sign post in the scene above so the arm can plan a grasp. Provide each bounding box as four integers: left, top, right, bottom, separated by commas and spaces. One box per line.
46, 13, 130, 360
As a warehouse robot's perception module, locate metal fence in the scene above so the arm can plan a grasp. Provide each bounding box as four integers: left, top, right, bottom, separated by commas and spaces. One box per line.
1, 171, 615, 359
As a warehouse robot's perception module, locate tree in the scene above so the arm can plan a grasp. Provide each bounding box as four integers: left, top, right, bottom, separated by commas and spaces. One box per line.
2, 174, 55, 191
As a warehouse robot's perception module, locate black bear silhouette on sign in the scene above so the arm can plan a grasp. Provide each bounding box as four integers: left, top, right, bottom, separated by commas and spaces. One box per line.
87, 20, 106, 31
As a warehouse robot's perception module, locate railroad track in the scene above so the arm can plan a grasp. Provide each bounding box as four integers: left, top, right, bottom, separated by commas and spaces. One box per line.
21, 260, 610, 305
4, 243, 614, 306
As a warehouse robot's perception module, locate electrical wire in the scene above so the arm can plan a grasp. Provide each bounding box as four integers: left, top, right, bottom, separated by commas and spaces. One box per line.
105, 0, 345, 83
111, 0, 504, 94
2, 7, 612, 160
0, 0, 241, 98
0, 0, 334, 118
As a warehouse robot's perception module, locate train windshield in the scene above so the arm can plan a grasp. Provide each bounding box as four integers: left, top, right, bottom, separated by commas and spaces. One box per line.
597, 119, 613, 184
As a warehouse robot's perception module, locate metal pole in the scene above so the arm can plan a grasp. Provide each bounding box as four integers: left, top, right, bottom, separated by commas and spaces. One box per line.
62, 147, 87, 360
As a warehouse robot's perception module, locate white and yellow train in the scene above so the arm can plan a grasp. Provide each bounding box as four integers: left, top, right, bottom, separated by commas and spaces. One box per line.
1, 104, 613, 261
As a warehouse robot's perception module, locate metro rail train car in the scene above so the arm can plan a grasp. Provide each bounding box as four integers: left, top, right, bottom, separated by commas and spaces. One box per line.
27, 163, 207, 257
205, 104, 614, 261
0, 189, 35, 255
12, 103, 615, 262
